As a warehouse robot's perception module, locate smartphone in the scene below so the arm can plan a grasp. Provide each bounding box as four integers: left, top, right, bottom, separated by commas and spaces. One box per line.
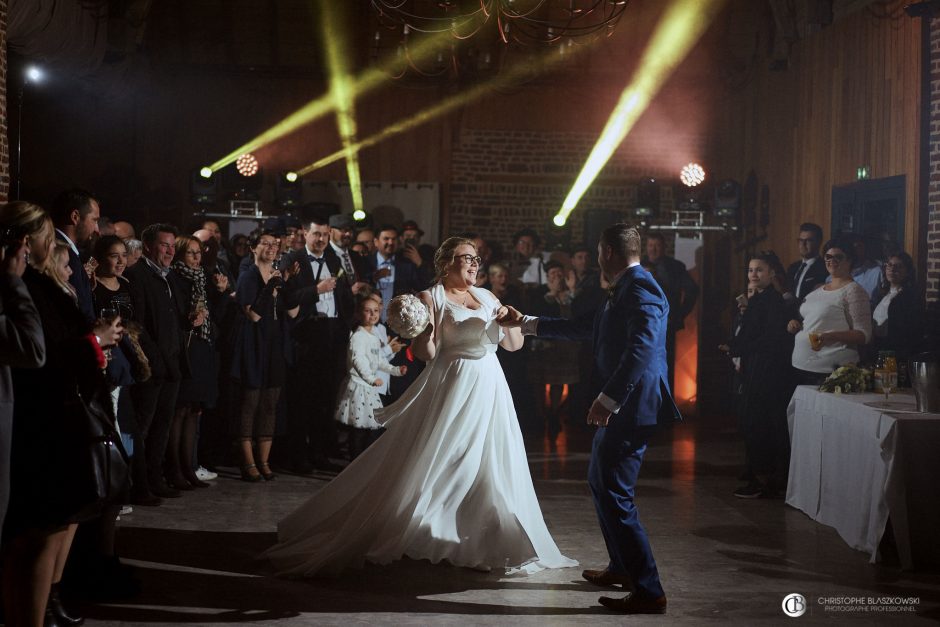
1, 225, 27, 258
735, 294, 748, 307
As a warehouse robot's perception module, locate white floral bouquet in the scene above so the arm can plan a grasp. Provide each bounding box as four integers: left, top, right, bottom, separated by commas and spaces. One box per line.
818, 364, 872, 394
386, 294, 431, 339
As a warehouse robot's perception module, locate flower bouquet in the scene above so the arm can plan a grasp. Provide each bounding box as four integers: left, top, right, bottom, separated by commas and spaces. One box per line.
818, 364, 872, 394
386, 294, 431, 339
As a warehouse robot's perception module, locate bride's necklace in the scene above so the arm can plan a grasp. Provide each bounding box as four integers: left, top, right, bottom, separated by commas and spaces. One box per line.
447, 288, 471, 306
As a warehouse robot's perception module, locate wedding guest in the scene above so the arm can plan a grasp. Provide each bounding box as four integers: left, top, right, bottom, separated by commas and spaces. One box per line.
869, 252, 924, 364
0, 220, 45, 547
124, 238, 143, 268
2, 201, 120, 627
788, 237, 872, 385
335, 295, 406, 459
529, 260, 580, 441
168, 236, 216, 489
727, 252, 792, 499
364, 291, 403, 404
232, 230, 298, 481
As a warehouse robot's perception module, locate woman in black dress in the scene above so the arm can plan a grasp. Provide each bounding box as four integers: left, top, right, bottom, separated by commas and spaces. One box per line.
231, 230, 298, 481
167, 235, 220, 489
1, 201, 121, 627
870, 252, 924, 367
728, 251, 793, 499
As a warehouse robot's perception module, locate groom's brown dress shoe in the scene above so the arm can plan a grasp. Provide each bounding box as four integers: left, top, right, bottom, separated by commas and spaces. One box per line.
581, 569, 633, 587
599, 593, 667, 614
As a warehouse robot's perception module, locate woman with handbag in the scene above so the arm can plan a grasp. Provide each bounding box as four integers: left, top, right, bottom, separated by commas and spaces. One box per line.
1, 202, 122, 627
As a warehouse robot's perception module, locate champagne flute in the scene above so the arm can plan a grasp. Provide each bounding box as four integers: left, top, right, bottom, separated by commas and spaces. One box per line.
882, 370, 897, 402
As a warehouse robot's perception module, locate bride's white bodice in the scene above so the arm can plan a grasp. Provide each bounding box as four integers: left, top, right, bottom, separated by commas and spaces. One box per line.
436, 300, 502, 360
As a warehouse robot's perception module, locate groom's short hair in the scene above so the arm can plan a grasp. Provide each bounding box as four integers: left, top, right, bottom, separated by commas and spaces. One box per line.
601, 223, 641, 260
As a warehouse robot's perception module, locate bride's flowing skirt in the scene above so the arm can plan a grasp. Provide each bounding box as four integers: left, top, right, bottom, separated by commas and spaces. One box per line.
263, 351, 577, 577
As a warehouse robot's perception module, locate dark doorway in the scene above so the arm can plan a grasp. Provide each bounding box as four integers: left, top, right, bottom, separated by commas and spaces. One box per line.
831, 175, 905, 261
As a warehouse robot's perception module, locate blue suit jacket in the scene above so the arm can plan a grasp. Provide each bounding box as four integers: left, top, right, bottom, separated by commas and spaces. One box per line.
362, 253, 430, 297
537, 264, 681, 428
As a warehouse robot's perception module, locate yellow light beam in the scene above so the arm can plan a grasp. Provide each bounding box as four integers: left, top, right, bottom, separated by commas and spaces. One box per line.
297, 43, 595, 176
206, 30, 455, 173
320, 1, 363, 213
555, 0, 727, 225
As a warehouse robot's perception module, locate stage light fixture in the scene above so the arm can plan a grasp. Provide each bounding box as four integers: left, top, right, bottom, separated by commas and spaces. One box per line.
190, 168, 219, 205
680, 163, 705, 187
236, 154, 259, 177
353, 209, 367, 221
25, 66, 43, 83
276, 171, 303, 208
714, 178, 741, 220
199, 167, 213, 179
634, 178, 660, 219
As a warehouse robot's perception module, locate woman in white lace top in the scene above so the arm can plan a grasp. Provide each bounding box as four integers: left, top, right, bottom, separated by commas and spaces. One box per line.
788, 237, 872, 385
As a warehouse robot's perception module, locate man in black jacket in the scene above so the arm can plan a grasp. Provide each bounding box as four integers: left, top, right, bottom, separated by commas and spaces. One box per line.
282, 217, 354, 473
786, 222, 828, 305
642, 233, 699, 391
125, 223, 189, 502
50, 189, 100, 322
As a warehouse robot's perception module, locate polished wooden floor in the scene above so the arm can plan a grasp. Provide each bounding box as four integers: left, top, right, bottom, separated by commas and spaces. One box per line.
76, 419, 940, 625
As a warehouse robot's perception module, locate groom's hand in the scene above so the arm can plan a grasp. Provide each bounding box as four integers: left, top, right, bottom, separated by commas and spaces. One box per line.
586, 400, 612, 427
496, 305, 524, 327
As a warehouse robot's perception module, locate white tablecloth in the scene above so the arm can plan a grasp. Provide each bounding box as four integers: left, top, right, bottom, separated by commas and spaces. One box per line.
786, 386, 940, 569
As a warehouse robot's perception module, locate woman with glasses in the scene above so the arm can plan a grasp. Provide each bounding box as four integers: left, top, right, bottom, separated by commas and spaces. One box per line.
869, 252, 924, 365
231, 230, 298, 482
265, 237, 577, 577
788, 237, 872, 385
167, 235, 217, 489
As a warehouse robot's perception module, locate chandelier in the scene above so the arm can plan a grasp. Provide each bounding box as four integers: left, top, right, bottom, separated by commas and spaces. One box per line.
370, 0, 630, 79
371, 0, 629, 44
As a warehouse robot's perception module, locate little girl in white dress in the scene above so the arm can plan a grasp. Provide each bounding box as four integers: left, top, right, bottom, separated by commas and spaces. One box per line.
335, 295, 406, 458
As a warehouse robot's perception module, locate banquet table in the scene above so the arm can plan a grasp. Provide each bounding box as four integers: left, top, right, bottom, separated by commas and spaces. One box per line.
786, 386, 940, 569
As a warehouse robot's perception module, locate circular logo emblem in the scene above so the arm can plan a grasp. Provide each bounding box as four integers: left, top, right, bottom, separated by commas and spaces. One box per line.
782, 593, 807, 617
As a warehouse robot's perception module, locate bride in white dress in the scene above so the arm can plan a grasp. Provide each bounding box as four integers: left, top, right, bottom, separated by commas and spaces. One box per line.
263, 237, 577, 577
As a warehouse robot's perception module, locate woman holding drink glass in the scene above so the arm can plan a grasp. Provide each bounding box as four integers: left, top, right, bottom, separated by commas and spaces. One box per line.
788, 237, 872, 385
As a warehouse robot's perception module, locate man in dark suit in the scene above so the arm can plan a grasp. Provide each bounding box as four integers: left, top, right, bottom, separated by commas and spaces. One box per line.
786, 222, 827, 304
363, 224, 430, 321
501, 223, 681, 615
642, 232, 698, 391
125, 223, 189, 502
327, 214, 368, 291
50, 189, 100, 322
282, 216, 354, 473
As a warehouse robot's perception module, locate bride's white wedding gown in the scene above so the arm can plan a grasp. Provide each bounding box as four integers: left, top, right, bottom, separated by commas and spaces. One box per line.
264, 284, 577, 577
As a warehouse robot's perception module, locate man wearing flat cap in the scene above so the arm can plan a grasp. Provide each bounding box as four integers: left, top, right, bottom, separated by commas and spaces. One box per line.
401, 219, 435, 269
328, 214, 368, 293
282, 215, 305, 254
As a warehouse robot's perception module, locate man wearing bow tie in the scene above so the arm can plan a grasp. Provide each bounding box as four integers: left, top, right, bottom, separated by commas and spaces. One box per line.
282, 217, 354, 473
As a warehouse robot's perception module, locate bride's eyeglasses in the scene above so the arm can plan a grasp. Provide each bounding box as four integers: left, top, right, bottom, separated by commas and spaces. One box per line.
456, 254, 483, 266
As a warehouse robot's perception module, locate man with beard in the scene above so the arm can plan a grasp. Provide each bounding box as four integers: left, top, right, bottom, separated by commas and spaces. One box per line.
282, 217, 353, 473
364, 225, 430, 322
328, 214, 368, 292
50, 189, 100, 321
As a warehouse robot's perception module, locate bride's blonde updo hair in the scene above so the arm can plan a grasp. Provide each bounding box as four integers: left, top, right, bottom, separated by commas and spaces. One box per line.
433, 236, 476, 283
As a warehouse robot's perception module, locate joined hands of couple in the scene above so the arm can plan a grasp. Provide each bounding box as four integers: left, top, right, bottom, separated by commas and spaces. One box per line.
493, 304, 613, 427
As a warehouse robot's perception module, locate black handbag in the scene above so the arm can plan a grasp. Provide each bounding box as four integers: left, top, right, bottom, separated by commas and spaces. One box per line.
60, 386, 130, 523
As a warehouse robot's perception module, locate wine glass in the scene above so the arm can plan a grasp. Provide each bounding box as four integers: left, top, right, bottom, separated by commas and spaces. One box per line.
882, 370, 897, 402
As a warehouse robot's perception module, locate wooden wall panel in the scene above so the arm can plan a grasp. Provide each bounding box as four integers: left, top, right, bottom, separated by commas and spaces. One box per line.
712, 0, 921, 287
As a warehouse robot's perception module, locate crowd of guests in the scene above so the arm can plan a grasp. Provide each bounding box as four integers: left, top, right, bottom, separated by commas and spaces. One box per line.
721, 222, 926, 500
7, 192, 690, 624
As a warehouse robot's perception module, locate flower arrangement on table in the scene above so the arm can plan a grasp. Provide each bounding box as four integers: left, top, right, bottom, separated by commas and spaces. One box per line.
818, 364, 872, 394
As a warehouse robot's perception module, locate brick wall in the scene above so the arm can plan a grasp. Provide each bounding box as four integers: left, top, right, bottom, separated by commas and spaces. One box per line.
449, 128, 693, 253
929, 17, 940, 301
0, 0, 8, 201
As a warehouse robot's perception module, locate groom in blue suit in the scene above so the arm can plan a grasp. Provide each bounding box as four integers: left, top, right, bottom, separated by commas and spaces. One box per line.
500, 223, 681, 614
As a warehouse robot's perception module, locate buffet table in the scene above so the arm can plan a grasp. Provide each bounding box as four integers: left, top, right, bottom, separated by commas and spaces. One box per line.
786, 386, 940, 569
